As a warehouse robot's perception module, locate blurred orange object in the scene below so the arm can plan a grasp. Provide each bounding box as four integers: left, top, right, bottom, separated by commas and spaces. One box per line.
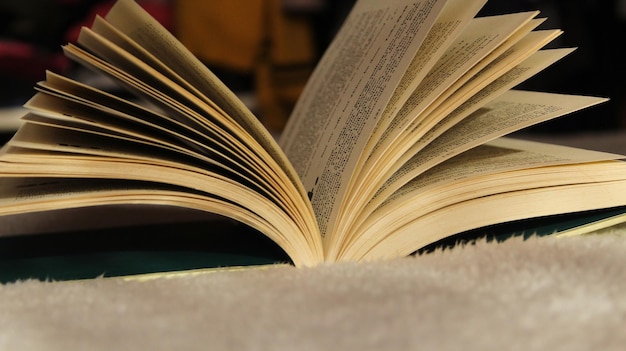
174, 0, 316, 132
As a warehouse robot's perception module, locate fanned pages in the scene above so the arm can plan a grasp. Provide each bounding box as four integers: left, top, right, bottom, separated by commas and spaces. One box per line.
1, 0, 625, 270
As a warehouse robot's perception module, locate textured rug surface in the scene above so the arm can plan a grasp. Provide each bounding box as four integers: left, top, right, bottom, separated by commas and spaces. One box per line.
0, 230, 625, 351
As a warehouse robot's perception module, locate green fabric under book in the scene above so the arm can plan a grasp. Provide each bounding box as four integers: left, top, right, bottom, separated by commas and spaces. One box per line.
0, 219, 290, 283
2, 206, 625, 283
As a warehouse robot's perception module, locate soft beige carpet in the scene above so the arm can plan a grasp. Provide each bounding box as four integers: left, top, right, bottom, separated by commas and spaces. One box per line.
0, 230, 624, 350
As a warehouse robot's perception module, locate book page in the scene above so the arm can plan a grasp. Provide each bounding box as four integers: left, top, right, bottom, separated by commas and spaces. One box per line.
364, 177, 626, 260
0, 140, 322, 266
26, 75, 263, 180
100, 0, 307, 202
376, 90, 609, 204
330, 14, 550, 249
341, 139, 626, 260
22, 83, 292, 213
369, 39, 570, 192
361, 0, 487, 158
6, 117, 323, 253
346, 0, 486, 206
0, 175, 312, 263
352, 48, 576, 203
32, 72, 228, 158
362, 14, 544, 169
279, 0, 448, 240
8, 120, 280, 204
401, 49, 576, 161
374, 11, 540, 151
410, 28, 561, 135
17, 110, 250, 184
61, 36, 323, 250
327, 89, 610, 250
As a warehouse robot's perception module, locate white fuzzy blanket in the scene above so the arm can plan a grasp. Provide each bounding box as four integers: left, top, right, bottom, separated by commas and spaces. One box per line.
0, 229, 624, 350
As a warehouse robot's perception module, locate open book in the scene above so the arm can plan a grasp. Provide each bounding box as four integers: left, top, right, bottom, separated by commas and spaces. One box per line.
1, 0, 626, 270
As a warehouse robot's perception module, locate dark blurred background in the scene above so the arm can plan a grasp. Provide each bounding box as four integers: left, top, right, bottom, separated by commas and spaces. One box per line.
1, 0, 624, 139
